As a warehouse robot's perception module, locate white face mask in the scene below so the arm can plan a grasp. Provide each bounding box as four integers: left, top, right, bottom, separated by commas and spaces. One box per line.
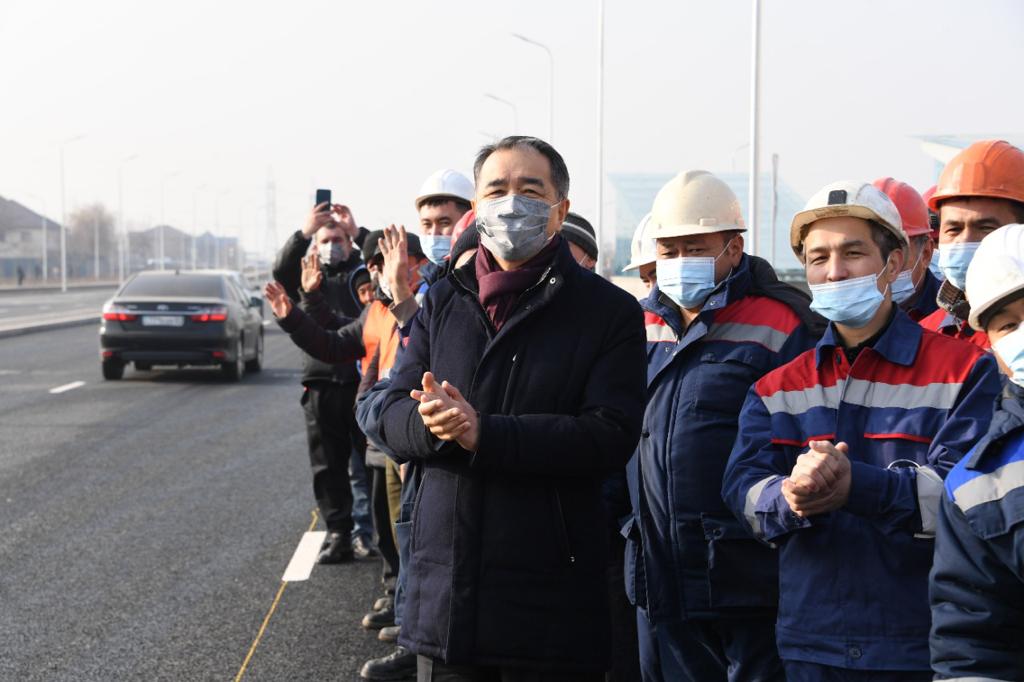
318, 241, 347, 266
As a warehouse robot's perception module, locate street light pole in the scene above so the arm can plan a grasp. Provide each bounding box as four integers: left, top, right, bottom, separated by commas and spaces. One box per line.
118, 154, 140, 283
483, 93, 519, 134
192, 185, 206, 270
512, 33, 554, 142
159, 171, 180, 271
59, 134, 86, 293
748, 0, 762, 256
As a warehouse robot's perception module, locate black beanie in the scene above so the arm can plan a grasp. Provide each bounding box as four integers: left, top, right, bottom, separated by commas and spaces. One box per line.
561, 212, 598, 260
449, 227, 480, 270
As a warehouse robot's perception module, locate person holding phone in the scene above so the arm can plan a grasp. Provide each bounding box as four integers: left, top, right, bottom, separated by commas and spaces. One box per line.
271, 196, 375, 563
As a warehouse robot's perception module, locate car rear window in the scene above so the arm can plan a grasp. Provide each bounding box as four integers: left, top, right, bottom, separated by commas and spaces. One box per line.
120, 274, 225, 298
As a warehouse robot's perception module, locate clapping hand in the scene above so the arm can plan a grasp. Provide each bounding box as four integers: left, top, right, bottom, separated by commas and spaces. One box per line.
411, 372, 479, 452
782, 440, 852, 517
264, 281, 293, 319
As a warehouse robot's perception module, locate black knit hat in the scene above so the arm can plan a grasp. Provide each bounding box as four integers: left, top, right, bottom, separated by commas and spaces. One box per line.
361, 229, 426, 265
351, 268, 371, 291
561, 212, 598, 260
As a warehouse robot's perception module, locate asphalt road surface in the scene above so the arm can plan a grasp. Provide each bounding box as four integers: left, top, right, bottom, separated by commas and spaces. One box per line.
0, 323, 393, 681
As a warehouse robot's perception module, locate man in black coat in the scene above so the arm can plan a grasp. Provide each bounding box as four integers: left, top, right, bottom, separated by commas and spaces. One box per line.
272, 201, 374, 563
376, 136, 648, 681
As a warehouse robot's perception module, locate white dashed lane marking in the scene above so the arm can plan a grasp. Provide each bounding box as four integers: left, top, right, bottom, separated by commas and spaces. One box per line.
49, 381, 86, 394
281, 530, 326, 582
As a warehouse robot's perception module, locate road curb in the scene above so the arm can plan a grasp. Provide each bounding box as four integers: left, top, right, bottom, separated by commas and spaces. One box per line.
0, 315, 99, 340
0, 283, 118, 295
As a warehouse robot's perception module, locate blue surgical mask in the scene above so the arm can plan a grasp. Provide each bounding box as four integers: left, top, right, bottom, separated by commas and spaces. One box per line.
928, 257, 945, 282
809, 259, 889, 328
476, 194, 556, 262
892, 248, 924, 305
655, 239, 732, 310
994, 327, 1024, 388
420, 234, 452, 265
938, 242, 981, 290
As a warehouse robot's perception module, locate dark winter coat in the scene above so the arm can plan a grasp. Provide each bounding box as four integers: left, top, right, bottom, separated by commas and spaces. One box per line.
376, 240, 647, 672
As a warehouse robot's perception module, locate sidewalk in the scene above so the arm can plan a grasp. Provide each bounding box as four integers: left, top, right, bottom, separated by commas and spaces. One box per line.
0, 280, 120, 295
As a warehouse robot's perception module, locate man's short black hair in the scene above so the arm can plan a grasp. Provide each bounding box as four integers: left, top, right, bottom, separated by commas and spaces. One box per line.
473, 136, 569, 201
1009, 200, 1024, 223
420, 196, 471, 214
867, 220, 904, 263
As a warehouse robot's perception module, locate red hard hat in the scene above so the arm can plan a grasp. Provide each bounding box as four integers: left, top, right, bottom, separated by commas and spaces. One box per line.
872, 177, 931, 238
450, 208, 476, 251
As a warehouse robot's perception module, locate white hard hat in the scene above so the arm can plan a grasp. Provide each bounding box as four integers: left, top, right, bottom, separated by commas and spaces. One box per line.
622, 213, 657, 272
791, 181, 906, 258
966, 223, 1024, 331
648, 170, 746, 240
415, 169, 474, 210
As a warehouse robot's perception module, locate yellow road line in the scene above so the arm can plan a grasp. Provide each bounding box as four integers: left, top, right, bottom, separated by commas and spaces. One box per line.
234, 509, 319, 682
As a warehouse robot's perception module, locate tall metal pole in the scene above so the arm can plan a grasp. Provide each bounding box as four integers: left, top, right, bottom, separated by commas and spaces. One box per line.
159, 171, 180, 270
93, 212, 100, 280
747, 0, 762, 257
192, 185, 205, 270
483, 93, 519, 134
118, 154, 139, 283
59, 134, 86, 293
512, 34, 554, 142
771, 152, 779, 267
596, 0, 606, 276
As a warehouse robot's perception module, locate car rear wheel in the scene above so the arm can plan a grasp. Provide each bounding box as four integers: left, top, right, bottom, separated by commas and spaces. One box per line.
245, 330, 264, 372
102, 359, 125, 380
221, 338, 244, 382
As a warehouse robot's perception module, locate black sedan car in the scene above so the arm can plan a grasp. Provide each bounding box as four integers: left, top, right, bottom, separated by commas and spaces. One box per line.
99, 270, 264, 381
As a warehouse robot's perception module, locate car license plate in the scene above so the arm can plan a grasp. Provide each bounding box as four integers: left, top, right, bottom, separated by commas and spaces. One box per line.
142, 315, 184, 327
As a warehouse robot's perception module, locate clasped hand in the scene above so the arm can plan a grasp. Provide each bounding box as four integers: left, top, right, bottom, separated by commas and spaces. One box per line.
782, 440, 852, 517
412, 372, 479, 452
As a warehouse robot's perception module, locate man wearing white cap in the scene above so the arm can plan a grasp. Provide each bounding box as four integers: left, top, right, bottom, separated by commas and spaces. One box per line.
626, 170, 820, 681
723, 181, 1001, 680
931, 222, 1024, 682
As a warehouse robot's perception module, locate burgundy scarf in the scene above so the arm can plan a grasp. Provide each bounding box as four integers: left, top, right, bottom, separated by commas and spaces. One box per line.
476, 235, 562, 331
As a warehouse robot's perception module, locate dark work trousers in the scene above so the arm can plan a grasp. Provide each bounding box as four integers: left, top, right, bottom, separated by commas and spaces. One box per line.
417, 657, 603, 682
302, 382, 359, 537
606, 531, 641, 682
784, 662, 932, 682
637, 611, 784, 682
370, 464, 399, 591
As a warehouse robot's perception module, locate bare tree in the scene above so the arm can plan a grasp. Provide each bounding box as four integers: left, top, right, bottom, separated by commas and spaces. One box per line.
68, 203, 116, 278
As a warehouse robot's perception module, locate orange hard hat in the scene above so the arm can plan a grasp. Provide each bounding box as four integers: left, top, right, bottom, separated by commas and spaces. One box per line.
872, 177, 931, 238
928, 139, 1024, 212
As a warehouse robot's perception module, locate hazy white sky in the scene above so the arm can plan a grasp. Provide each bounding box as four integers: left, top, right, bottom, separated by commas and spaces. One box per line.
1, 0, 1022, 260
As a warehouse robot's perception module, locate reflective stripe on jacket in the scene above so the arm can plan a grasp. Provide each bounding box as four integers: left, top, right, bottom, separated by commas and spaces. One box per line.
723, 309, 1000, 670
931, 382, 1024, 681
625, 255, 817, 622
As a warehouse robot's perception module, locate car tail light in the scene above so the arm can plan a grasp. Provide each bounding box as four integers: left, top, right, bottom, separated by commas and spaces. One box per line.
191, 306, 228, 323
101, 351, 115, 359
102, 303, 137, 321
211, 351, 226, 359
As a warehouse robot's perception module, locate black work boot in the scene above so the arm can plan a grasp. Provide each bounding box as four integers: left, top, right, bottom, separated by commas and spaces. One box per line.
317, 531, 354, 564
359, 646, 415, 680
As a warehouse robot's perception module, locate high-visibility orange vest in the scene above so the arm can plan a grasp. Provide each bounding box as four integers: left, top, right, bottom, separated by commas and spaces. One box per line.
361, 301, 400, 379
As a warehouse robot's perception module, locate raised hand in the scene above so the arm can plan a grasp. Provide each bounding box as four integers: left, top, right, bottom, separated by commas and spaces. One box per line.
380, 224, 413, 304
302, 202, 334, 238
301, 250, 324, 292
264, 281, 293, 319
331, 204, 359, 239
